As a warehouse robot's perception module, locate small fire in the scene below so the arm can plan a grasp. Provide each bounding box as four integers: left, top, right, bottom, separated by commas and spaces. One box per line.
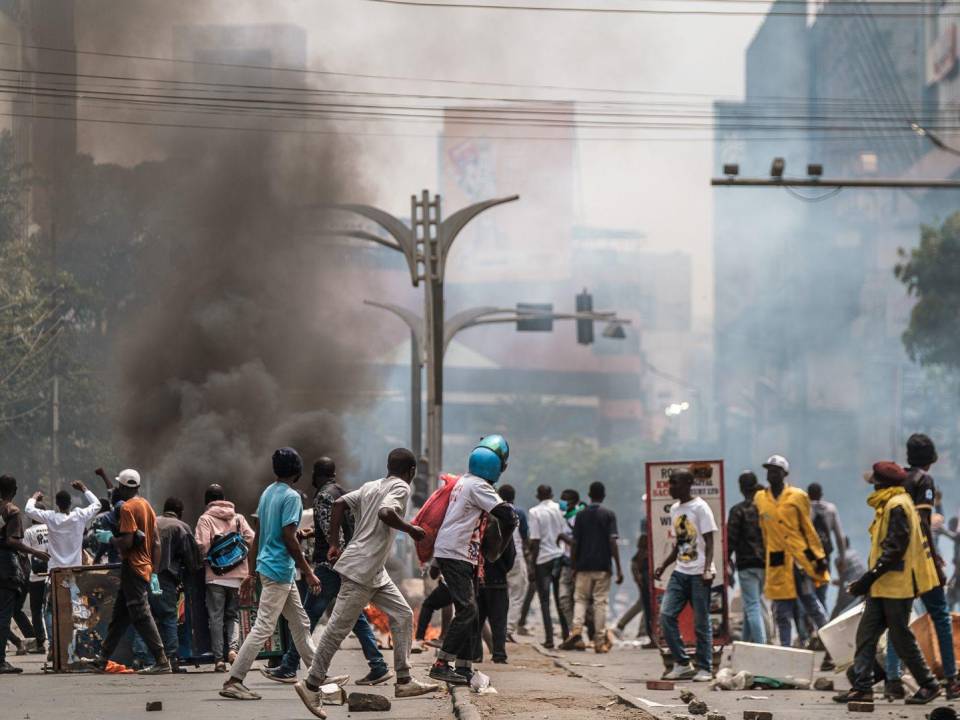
364, 604, 393, 649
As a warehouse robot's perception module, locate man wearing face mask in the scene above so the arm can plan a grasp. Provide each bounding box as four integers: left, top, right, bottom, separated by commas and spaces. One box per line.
754, 455, 830, 647
557, 489, 585, 638
429, 435, 518, 685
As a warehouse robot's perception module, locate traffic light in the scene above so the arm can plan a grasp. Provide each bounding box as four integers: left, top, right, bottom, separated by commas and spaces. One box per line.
576, 289, 594, 344
516, 303, 553, 332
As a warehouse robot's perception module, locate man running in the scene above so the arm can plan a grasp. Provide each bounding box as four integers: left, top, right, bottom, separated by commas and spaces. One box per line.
294, 448, 438, 719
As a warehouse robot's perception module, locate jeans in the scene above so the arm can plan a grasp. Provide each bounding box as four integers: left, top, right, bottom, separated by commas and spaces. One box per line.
206, 583, 240, 661
659, 570, 712, 671
572, 571, 612, 636
101, 565, 166, 664
886, 584, 956, 680
416, 581, 452, 640
506, 558, 528, 635
477, 586, 509, 662
229, 574, 315, 682
738, 567, 767, 644
277, 565, 387, 675
0, 585, 18, 663
437, 558, 479, 665
854, 596, 935, 692
307, 575, 413, 685
533, 558, 567, 644
28, 581, 45, 647
132, 573, 179, 662
772, 571, 827, 647
519, 562, 537, 628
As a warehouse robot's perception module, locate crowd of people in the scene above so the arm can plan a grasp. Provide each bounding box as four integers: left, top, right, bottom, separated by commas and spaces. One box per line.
2, 429, 959, 712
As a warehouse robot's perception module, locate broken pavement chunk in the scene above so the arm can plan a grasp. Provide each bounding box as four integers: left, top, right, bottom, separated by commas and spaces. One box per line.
813, 678, 834, 691
680, 689, 698, 703
347, 692, 392, 712
647, 680, 675, 690
145, 701, 162, 712
848, 702, 874, 713
689, 699, 709, 715
743, 711, 773, 720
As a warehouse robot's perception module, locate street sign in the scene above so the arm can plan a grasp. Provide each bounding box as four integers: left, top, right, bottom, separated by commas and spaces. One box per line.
645, 460, 730, 652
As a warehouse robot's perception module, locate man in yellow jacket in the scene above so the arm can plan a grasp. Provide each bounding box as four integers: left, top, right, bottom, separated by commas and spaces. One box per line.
754, 455, 830, 647
832, 461, 940, 705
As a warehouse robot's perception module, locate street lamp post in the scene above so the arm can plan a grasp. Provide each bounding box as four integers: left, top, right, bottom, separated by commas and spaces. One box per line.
331, 190, 519, 488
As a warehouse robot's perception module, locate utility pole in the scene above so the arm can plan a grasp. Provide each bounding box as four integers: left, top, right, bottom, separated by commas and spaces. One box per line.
330, 190, 518, 489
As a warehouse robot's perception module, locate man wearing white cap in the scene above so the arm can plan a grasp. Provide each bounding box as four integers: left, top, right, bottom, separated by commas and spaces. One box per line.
91, 468, 171, 674
754, 454, 830, 647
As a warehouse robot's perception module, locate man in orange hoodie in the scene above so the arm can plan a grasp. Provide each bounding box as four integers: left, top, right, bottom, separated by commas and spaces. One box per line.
195, 484, 255, 673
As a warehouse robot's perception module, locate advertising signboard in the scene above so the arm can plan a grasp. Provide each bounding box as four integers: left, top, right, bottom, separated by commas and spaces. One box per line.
645, 460, 729, 649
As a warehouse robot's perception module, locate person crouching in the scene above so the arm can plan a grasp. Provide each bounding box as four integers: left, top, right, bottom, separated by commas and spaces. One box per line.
833, 461, 941, 705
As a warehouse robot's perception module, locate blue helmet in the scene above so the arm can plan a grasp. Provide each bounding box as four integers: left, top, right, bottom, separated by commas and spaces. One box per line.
469, 447, 503, 484
476, 434, 509, 472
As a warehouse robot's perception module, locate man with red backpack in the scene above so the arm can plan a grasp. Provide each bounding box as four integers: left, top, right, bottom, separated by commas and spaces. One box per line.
428, 435, 518, 686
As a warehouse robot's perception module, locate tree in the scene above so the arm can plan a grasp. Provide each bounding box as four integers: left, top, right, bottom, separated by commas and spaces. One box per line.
895, 212, 960, 367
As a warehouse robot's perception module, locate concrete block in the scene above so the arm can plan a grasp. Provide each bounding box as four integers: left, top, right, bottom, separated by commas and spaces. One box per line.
145, 701, 162, 712
347, 692, 392, 712
848, 702, 874, 713
707, 713, 726, 720
730, 641, 815, 686
646, 680, 675, 690
743, 711, 772, 720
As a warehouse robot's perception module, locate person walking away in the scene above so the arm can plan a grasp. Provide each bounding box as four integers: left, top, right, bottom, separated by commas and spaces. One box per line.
261, 456, 391, 686
220, 448, 321, 701
884, 434, 960, 700
22, 505, 48, 655
429, 435, 517, 684
477, 513, 517, 663
754, 455, 830, 647
195, 483, 254, 672
293, 448, 439, 718
91, 469, 170, 674
832, 462, 942, 705
727, 472, 767, 644
526, 484, 569, 648
497, 483, 529, 642
132, 497, 198, 671
560, 481, 622, 653
414, 563, 451, 652
808, 482, 846, 614
830, 536, 866, 620
556, 489, 584, 638
654, 470, 718, 682
0, 475, 48, 673
614, 533, 656, 646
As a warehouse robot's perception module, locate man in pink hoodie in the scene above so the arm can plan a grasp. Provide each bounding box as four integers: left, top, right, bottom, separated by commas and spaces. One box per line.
196, 484, 255, 672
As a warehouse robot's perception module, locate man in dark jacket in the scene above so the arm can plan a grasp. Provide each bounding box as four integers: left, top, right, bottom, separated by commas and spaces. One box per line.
476, 517, 517, 663
727, 471, 766, 644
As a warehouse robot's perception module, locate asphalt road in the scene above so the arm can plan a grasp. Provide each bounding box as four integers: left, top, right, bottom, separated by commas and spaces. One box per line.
0, 636, 453, 720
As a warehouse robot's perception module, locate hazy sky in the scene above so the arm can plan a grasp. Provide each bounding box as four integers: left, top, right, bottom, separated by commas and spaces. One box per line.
73, 0, 767, 324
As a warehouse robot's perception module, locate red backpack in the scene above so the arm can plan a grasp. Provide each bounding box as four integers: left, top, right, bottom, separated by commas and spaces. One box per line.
412, 473, 460, 564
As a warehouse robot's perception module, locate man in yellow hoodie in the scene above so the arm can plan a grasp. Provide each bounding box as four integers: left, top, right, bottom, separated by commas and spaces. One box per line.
754, 455, 829, 647
832, 462, 940, 705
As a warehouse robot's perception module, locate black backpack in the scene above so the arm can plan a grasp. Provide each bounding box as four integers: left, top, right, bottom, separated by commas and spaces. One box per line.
811, 504, 833, 557
206, 518, 248, 575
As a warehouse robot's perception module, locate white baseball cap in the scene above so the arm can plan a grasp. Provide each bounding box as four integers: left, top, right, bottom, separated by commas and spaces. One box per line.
763, 455, 790, 473
116, 468, 141, 488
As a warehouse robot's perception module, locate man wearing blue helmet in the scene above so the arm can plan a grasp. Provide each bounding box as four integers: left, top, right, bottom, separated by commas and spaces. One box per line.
429, 436, 518, 685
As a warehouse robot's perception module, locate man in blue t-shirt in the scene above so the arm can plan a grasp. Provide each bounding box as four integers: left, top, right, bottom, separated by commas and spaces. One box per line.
221, 448, 341, 701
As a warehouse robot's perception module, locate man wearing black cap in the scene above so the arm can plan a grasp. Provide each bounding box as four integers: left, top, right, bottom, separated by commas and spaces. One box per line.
220, 448, 327, 702
833, 461, 941, 705
884, 434, 959, 700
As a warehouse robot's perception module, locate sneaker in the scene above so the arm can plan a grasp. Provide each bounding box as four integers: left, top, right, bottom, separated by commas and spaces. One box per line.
663, 663, 697, 681
0, 661, 23, 674
946, 677, 960, 700
883, 680, 905, 700
293, 680, 326, 718
641, 639, 659, 650
517, 625, 532, 636
411, 639, 425, 654
693, 669, 713, 682
395, 677, 441, 697
214, 660, 227, 673
261, 666, 298, 683
559, 634, 586, 651
541, 640, 555, 649
832, 689, 873, 704
138, 660, 172, 675
219, 680, 261, 701
357, 668, 394, 686
820, 657, 836, 672
429, 662, 469, 685
905, 684, 942, 705
492, 657, 508, 664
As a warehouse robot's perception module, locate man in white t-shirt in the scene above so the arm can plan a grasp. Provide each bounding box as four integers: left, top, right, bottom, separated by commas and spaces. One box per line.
429, 435, 517, 685
653, 469, 718, 682
25, 481, 101, 570
294, 449, 439, 719
526, 484, 569, 648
